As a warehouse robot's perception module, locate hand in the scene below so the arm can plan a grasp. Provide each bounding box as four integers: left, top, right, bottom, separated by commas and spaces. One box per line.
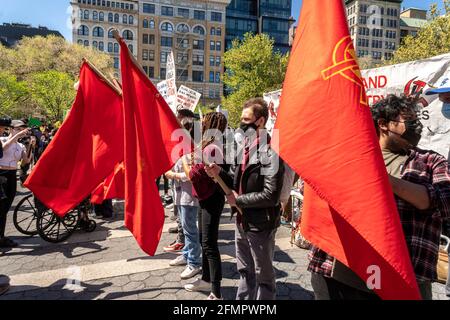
14, 129, 29, 140
226, 190, 238, 208
205, 163, 221, 178
30, 136, 37, 147
164, 171, 174, 179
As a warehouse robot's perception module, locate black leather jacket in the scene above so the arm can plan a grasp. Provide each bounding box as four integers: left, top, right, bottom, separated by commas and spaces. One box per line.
220, 142, 284, 232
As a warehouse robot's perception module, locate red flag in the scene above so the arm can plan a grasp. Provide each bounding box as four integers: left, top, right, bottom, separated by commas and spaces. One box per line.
273, 0, 421, 299
24, 62, 123, 216
118, 38, 190, 255
91, 162, 125, 204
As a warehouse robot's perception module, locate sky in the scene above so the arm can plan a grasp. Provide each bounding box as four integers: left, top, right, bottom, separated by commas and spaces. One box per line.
0, 0, 444, 42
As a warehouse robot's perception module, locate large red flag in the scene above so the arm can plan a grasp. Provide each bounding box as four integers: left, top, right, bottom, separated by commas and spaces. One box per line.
24, 62, 123, 216
273, 0, 421, 299
91, 162, 125, 204
118, 38, 190, 255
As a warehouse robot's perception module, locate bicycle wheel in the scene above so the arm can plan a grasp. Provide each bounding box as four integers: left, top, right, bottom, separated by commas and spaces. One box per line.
13, 194, 39, 236
36, 209, 80, 243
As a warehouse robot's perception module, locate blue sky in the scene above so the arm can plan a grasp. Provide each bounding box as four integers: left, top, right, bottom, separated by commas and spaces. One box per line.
0, 0, 443, 42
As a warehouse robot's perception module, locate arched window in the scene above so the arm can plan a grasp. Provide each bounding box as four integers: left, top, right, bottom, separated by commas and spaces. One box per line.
216, 27, 222, 36
193, 26, 205, 35
93, 11, 98, 20
149, 20, 155, 29
122, 30, 133, 40
99, 12, 104, 21
128, 44, 133, 53
177, 23, 189, 33
210, 27, 216, 35
161, 22, 174, 32
108, 42, 113, 52
114, 14, 119, 23
114, 43, 119, 53
84, 10, 89, 20
93, 41, 98, 49
79, 9, 83, 20
84, 40, 89, 47
98, 41, 104, 51
108, 13, 113, 22
93, 26, 104, 38
123, 14, 128, 24
77, 39, 83, 45
108, 29, 114, 39
143, 19, 148, 28
77, 25, 89, 36
129, 15, 134, 25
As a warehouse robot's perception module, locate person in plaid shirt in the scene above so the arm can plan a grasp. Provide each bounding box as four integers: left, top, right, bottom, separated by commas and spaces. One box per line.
308, 94, 450, 300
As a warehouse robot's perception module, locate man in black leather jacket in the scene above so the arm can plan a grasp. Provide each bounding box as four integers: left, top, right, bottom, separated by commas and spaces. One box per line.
206, 98, 284, 300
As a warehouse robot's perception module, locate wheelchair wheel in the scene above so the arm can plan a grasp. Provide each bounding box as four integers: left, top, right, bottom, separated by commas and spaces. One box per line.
13, 194, 39, 236
36, 209, 80, 243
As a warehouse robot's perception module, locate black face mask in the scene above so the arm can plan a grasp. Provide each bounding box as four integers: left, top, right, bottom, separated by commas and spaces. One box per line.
240, 121, 259, 133
389, 119, 423, 148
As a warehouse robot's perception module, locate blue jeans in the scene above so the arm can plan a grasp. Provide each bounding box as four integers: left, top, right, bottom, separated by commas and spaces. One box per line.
446, 249, 450, 297
179, 205, 201, 268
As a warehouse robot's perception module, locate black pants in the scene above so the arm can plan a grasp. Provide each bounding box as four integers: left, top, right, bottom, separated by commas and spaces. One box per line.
156, 175, 169, 194
310, 272, 380, 300
0, 170, 17, 238
199, 191, 225, 284
94, 199, 113, 217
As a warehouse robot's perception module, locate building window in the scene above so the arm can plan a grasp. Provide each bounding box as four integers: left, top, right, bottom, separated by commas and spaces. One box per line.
192, 71, 204, 82
148, 67, 154, 78
177, 23, 189, 33
194, 10, 205, 20
123, 30, 133, 40
84, 40, 89, 47
210, 41, 215, 51
84, 10, 89, 20
93, 11, 98, 20
114, 13, 119, 23
215, 72, 220, 83
98, 41, 104, 51
210, 55, 215, 66
177, 38, 189, 48
143, 3, 155, 14
143, 49, 149, 60
99, 12, 104, 21
149, 20, 155, 29
209, 71, 215, 83
211, 12, 222, 22
143, 34, 149, 44
93, 41, 98, 49
216, 41, 221, 51
114, 43, 119, 53
78, 25, 89, 36
161, 22, 174, 32
149, 50, 155, 61
177, 53, 189, 64
193, 26, 205, 35
210, 27, 216, 36
193, 54, 204, 66
160, 68, 166, 79
161, 36, 173, 47
216, 27, 222, 36
123, 14, 128, 24
215, 56, 221, 67
108, 13, 113, 22
128, 44, 133, 53
177, 69, 188, 81
108, 42, 113, 52
160, 51, 169, 63
108, 28, 114, 38
114, 57, 119, 69
77, 39, 83, 45
143, 19, 148, 28
161, 6, 174, 17
129, 16, 134, 25
193, 39, 204, 50
178, 8, 189, 18
149, 34, 155, 45
93, 26, 104, 37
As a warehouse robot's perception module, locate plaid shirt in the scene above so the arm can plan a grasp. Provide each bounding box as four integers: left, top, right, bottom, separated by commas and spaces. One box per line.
308, 148, 450, 281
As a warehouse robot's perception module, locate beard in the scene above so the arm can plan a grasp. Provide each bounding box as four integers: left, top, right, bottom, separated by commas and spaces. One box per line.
385, 134, 411, 155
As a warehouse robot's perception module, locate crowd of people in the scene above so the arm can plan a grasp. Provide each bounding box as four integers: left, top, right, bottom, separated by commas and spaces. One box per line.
0, 90, 449, 300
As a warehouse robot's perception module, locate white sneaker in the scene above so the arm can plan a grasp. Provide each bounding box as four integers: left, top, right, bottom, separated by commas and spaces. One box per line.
184, 277, 210, 292
207, 293, 223, 300
180, 265, 202, 280
169, 255, 187, 266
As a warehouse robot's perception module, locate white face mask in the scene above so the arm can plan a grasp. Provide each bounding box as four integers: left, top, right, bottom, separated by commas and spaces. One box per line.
442, 103, 450, 119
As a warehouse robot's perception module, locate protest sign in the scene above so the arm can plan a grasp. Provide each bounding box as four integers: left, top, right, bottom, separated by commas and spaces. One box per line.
176, 85, 202, 112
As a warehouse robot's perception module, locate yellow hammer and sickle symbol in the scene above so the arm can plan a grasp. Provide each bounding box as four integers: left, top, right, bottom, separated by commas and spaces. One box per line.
321, 36, 368, 106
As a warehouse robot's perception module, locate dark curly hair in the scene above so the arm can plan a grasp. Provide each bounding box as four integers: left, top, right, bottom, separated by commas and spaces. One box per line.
371, 94, 419, 136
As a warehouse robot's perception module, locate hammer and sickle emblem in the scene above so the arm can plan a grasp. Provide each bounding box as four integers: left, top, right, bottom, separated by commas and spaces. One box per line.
321, 36, 367, 106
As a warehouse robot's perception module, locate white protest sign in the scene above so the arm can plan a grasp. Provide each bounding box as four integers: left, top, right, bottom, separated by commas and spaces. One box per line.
263, 89, 283, 135
157, 79, 177, 113
176, 85, 202, 112
361, 53, 450, 159
166, 50, 176, 81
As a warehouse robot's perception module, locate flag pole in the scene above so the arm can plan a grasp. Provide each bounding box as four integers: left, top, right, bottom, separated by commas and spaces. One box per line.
82, 58, 122, 96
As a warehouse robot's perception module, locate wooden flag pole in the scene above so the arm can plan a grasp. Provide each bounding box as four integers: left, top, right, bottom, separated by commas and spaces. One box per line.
82, 58, 122, 96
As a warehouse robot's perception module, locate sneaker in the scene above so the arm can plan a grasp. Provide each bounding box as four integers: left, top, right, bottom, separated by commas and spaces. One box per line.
169, 255, 187, 266
180, 265, 202, 280
184, 277, 210, 292
168, 227, 179, 234
0, 237, 18, 248
207, 293, 223, 300
163, 242, 184, 253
